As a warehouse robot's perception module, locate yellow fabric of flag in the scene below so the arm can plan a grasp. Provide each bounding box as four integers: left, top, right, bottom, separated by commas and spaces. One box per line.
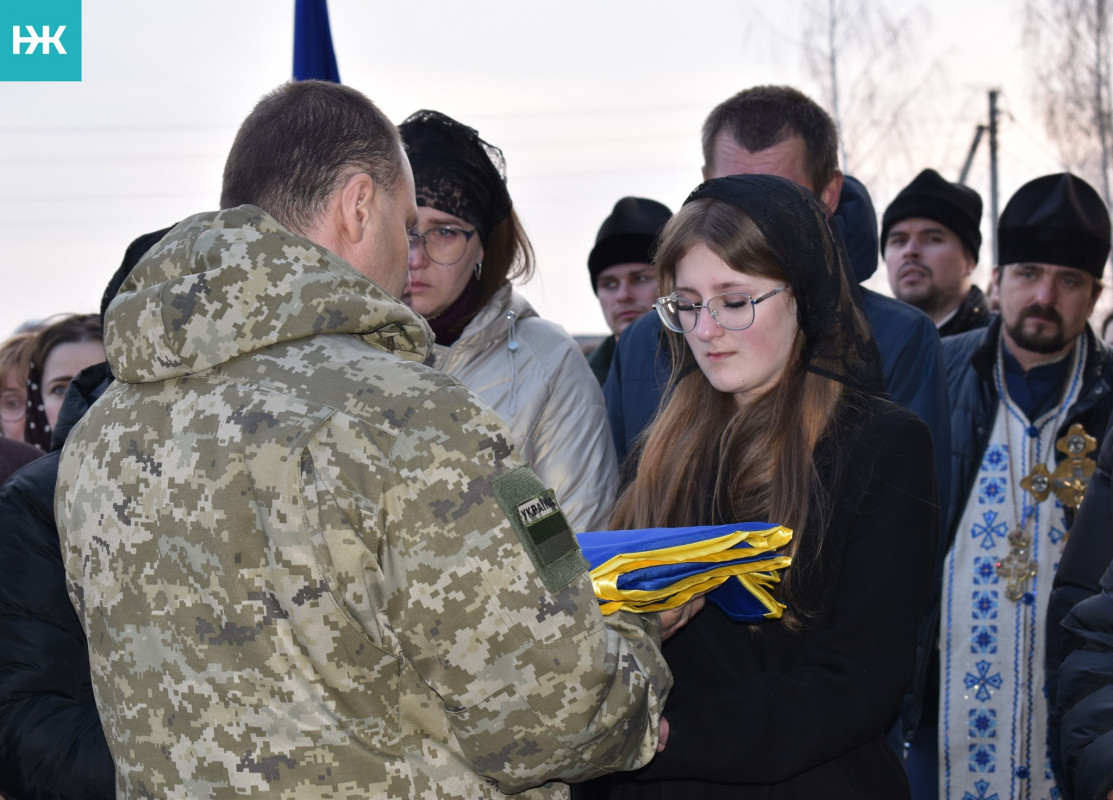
577, 523, 793, 622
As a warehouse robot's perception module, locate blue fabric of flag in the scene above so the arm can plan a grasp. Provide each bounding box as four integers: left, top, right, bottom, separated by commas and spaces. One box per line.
576, 522, 792, 623
293, 0, 340, 83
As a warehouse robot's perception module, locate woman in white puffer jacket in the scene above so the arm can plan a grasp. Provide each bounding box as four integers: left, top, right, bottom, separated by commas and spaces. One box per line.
398, 110, 617, 533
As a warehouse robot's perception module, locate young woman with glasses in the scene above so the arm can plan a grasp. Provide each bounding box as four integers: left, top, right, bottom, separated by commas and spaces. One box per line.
398, 110, 617, 532
583, 175, 938, 800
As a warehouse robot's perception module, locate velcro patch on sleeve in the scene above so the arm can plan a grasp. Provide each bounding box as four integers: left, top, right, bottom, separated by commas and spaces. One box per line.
491, 466, 588, 594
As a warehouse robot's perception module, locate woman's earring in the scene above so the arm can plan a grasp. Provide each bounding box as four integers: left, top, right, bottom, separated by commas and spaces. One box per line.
474, 261, 483, 280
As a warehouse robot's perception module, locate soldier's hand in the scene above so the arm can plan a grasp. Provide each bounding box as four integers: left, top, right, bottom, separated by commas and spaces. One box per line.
656, 594, 706, 640
657, 716, 670, 752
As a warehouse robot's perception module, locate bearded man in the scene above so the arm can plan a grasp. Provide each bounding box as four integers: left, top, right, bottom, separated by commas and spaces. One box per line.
938, 172, 1113, 800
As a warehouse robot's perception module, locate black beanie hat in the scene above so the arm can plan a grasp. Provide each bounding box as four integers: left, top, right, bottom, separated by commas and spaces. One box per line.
587, 197, 672, 294
998, 173, 1111, 277
881, 169, 983, 262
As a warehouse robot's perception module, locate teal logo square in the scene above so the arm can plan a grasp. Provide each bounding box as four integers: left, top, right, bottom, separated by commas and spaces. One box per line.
0, 0, 81, 82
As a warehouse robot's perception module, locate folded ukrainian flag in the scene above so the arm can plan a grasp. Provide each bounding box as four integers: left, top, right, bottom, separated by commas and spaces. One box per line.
576, 522, 792, 622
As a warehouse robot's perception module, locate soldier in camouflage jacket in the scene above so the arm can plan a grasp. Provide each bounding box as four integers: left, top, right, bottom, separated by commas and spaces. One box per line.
55, 82, 672, 800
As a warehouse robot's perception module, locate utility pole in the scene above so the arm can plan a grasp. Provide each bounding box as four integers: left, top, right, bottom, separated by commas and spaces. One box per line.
959, 125, 986, 184
958, 91, 1000, 263
989, 89, 1000, 265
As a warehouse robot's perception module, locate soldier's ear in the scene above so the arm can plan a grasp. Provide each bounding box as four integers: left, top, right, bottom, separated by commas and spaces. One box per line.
337, 173, 376, 244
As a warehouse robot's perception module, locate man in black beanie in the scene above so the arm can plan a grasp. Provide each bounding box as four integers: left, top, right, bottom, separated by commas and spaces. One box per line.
585, 197, 671, 384
936, 173, 1113, 800
883, 169, 989, 336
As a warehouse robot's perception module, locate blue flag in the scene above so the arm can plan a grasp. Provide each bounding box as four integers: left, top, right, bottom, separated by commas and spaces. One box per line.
293, 0, 340, 83
576, 522, 793, 623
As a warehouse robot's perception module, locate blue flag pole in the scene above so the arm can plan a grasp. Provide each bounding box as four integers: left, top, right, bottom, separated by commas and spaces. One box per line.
293, 0, 340, 83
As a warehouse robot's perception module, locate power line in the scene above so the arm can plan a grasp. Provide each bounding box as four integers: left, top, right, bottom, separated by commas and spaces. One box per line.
0, 123, 235, 135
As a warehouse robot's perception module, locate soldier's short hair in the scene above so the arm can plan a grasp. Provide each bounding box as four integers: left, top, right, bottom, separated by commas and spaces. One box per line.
701, 85, 840, 196
220, 81, 403, 234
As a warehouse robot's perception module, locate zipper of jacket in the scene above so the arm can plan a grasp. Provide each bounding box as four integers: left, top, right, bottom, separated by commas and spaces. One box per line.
506, 309, 519, 415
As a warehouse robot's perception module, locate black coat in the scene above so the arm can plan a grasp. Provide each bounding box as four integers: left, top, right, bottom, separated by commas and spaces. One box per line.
938, 284, 991, 339
582, 396, 938, 799
0, 363, 114, 800
586, 333, 616, 387
1049, 425, 1113, 800
0, 436, 42, 485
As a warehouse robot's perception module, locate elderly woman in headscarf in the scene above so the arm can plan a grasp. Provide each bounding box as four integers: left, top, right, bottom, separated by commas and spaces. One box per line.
399, 110, 616, 532
585, 175, 938, 800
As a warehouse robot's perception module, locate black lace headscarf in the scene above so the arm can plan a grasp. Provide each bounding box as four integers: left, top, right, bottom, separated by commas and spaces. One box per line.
681, 174, 885, 395
398, 110, 511, 246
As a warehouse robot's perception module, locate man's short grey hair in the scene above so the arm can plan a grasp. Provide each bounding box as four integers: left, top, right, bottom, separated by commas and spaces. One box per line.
220, 81, 403, 234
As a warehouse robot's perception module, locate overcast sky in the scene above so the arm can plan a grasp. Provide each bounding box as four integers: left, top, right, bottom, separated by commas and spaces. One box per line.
0, 0, 1070, 336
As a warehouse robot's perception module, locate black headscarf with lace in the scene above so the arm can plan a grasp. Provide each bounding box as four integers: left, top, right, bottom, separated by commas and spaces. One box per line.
683, 174, 885, 395
398, 110, 511, 245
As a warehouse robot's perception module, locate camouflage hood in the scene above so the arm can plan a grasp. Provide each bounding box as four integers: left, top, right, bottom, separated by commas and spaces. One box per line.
105, 205, 433, 384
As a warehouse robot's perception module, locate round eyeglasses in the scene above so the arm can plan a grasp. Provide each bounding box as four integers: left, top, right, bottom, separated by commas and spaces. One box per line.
408, 225, 478, 266
0, 391, 25, 424
654, 285, 789, 333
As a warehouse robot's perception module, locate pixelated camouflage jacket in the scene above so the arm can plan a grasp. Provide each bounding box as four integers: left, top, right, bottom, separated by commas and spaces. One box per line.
55, 206, 671, 800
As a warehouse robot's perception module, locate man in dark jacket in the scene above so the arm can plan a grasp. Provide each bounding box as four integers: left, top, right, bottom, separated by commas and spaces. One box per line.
0, 225, 170, 800
603, 86, 948, 484
882, 168, 991, 337
937, 173, 1113, 800
585, 197, 671, 385
1049, 425, 1113, 800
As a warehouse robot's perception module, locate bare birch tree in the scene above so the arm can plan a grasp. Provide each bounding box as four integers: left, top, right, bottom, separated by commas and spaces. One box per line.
801, 0, 946, 187
1025, 0, 1113, 205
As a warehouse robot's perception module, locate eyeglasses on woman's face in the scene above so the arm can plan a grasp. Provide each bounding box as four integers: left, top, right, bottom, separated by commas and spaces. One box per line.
654, 285, 789, 334
407, 225, 478, 266
0, 389, 25, 423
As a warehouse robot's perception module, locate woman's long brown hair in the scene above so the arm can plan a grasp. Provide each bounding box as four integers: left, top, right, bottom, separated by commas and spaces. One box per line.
610, 200, 845, 625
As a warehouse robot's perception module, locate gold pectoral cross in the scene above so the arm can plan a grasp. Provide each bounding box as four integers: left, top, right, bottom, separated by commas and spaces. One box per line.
1050, 424, 1098, 509
996, 528, 1037, 601
1020, 463, 1052, 503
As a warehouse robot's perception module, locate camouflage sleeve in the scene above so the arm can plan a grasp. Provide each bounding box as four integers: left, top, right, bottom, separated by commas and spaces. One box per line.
316, 382, 671, 793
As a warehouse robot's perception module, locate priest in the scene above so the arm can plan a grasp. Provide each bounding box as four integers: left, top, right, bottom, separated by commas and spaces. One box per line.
936, 173, 1113, 800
